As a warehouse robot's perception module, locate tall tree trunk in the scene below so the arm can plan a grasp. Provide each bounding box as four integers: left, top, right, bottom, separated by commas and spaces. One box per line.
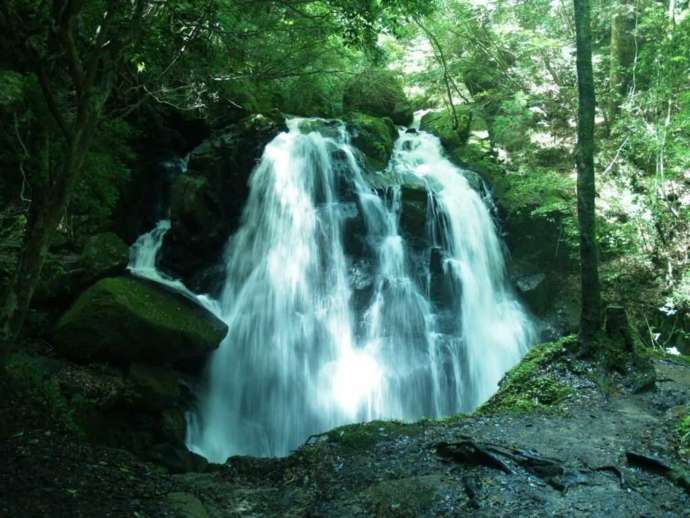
574, 0, 602, 346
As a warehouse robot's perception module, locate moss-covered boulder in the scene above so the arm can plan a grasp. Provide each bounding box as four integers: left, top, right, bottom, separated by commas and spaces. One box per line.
343, 69, 412, 125
52, 276, 227, 365
420, 107, 473, 151
346, 113, 398, 171
81, 232, 130, 283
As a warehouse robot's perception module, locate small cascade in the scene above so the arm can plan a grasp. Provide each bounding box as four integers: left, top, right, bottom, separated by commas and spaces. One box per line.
128, 219, 171, 281
128, 222, 219, 315
185, 115, 536, 462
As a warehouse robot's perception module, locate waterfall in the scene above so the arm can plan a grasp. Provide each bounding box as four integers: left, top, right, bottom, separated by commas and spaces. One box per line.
128, 221, 220, 314
185, 115, 536, 462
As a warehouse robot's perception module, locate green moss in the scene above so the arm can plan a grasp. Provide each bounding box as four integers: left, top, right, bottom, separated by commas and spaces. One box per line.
346, 113, 397, 171
420, 107, 473, 151
53, 276, 227, 363
478, 336, 575, 415
328, 420, 424, 451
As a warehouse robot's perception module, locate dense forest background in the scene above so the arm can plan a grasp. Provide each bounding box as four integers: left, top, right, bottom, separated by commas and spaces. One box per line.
1, 0, 688, 350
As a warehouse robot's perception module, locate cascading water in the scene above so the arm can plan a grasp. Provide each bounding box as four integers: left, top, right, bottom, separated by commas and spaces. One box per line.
185, 114, 537, 463
128, 219, 219, 314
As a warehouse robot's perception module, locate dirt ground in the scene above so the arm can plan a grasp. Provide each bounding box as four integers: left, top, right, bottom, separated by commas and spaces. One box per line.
1, 356, 689, 517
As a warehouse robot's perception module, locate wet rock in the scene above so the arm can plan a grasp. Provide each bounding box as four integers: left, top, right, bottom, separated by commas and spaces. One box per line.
346, 113, 397, 171
149, 443, 209, 474
298, 118, 343, 139
398, 185, 430, 246
52, 276, 227, 365
515, 272, 549, 315
159, 113, 285, 284
429, 247, 456, 306
80, 232, 130, 284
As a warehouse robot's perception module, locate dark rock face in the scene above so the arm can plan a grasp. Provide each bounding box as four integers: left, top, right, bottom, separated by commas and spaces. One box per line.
398, 184, 430, 247
51, 276, 227, 365
158, 113, 286, 289
343, 69, 413, 126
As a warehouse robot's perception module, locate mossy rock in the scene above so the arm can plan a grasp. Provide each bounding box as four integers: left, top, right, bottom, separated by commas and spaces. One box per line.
80, 232, 129, 283
420, 107, 472, 151
52, 276, 227, 365
479, 336, 575, 415
328, 420, 424, 451
343, 69, 412, 125
346, 113, 398, 171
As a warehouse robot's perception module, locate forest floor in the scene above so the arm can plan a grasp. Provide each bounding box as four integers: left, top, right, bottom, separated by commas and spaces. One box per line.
1, 353, 689, 517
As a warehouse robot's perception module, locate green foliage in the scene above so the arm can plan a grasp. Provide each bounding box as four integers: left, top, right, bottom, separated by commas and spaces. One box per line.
0, 70, 25, 107
420, 106, 472, 150
68, 119, 136, 241
343, 68, 412, 123
497, 168, 579, 258
479, 337, 576, 415
491, 92, 536, 152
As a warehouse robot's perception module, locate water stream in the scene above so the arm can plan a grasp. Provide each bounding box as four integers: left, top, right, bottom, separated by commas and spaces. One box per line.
175, 115, 537, 462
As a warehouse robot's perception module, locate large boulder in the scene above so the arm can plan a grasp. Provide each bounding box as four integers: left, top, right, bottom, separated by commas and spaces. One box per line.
52, 276, 227, 365
80, 232, 130, 283
346, 113, 398, 171
420, 107, 473, 152
343, 69, 412, 125
159, 113, 285, 286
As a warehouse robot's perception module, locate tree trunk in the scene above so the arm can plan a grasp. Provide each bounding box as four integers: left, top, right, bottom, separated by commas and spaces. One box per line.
574, 0, 602, 346
0, 131, 91, 341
